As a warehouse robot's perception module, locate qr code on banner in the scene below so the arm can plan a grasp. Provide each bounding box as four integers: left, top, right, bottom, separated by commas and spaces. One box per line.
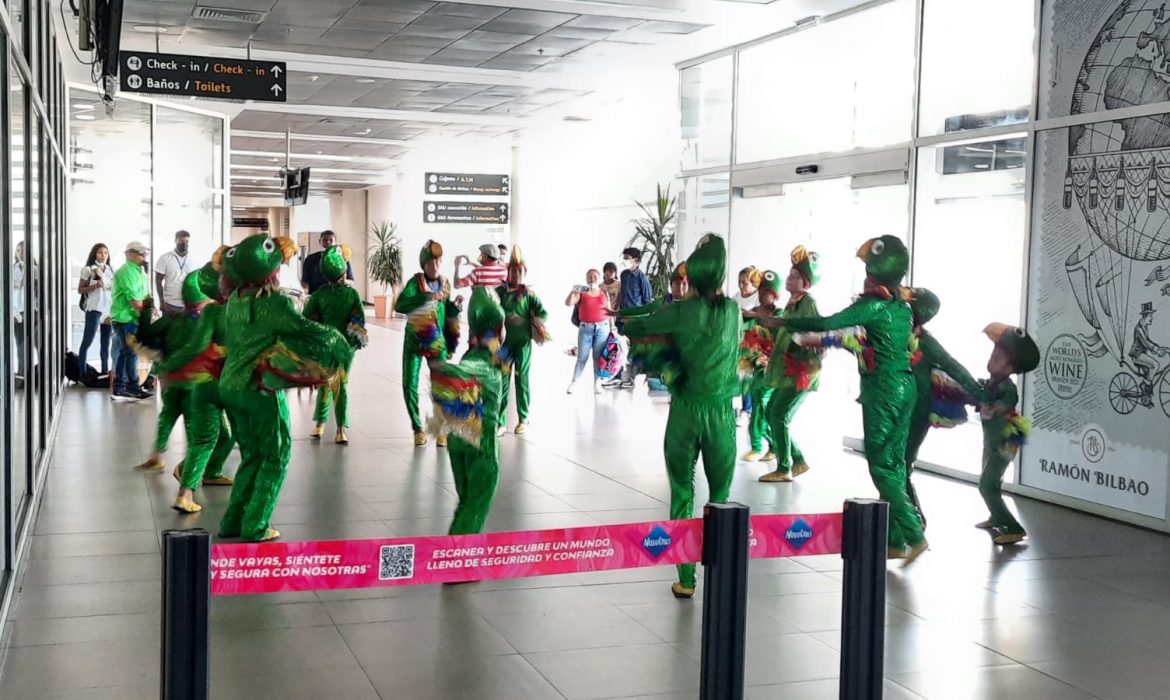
379, 544, 415, 581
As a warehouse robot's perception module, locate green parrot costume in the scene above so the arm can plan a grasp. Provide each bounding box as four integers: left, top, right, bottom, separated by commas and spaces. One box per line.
782, 235, 927, 561
304, 245, 367, 443
394, 240, 461, 446
977, 323, 1038, 545
758, 247, 823, 483
428, 287, 507, 535
740, 269, 783, 460
621, 234, 741, 599
135, 268, 235, 510
217, 234, 354, 542
497, 245, 549, 432
903, 288, 983, 526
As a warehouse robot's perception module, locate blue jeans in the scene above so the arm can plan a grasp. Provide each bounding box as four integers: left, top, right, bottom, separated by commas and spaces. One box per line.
112, 322, 140, 394
78, 310, 111, 374
742, 392, 753, 415
572, 322, 609, 382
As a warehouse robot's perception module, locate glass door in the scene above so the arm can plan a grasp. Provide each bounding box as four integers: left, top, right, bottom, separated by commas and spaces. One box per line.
730, 176, 910, 454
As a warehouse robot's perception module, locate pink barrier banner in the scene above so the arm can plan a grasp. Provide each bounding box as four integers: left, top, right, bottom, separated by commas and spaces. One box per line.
210, 512, 843, 596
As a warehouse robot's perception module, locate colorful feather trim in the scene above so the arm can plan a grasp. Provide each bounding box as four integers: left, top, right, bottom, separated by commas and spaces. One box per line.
254, 341, 343, 393
630, 334, 683, 391
797, 329, 875, 374
165, 343, 226, 385
783, 355, 817, 392
530, 317, 552, 346
427, 366, 485, 445
346, 318, 369, 349
929, 370, 974, 428
408, 301, 446, 359
738, 327, 775, 380
126, 326, 164, 364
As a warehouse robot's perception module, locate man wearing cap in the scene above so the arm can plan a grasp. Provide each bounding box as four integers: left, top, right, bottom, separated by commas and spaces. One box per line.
155, 230, 193, 316
454, 243, 508, 291
110, 241, 153, 401
301, 230, 355, 296
1130, 302, 1167, 405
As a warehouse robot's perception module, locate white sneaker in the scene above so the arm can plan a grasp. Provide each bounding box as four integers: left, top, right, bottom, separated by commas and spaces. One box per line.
567, 382, 576, 394
594, 380, 603, 394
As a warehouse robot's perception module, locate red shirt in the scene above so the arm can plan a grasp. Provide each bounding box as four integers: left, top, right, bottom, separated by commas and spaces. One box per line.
458, 263, 507, 288
577, 289, 608, 324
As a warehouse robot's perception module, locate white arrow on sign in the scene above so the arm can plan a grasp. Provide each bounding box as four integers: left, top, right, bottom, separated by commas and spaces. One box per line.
270, 84, 283, 96
271, 65, 283, 77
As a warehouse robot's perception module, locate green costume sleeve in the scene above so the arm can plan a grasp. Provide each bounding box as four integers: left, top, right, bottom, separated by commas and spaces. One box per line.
783, 296, 878, 333
622, 300, 683, 337
303, 293, 321, 322
617, 299, 662, 319
394, 275, 428, 314
161, 306, 222, 375
919, 333, 983, 401
270, 293, 354, 369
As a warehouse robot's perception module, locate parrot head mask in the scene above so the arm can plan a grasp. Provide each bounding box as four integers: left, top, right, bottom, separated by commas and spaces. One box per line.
181, 271, 211, 309
321, 245, 351, 282
686, 233, 727, 298
216, 234, 297, 291
856, 235, 909, 287
909, 288, 940, 327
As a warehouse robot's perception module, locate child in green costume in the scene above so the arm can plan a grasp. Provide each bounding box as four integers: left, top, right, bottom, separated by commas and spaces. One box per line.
621, 234, 741, 599
903, 288, 984, 526
394, 240, 461, 447
976, 323, 1039, 545
739, 269, 783, 463
750, 247, 823, 483
761, 236, 927, 563
498, 245, 549, 435
304, 245, 367, 445
137, 270, 235, 513
217, 235, 354, 542
428, 287, 508, 535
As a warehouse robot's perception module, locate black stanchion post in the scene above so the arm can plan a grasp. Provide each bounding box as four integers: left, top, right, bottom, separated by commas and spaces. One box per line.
839, 498, 889, 700
699, 501, 750, 700
161, 529, 211, 700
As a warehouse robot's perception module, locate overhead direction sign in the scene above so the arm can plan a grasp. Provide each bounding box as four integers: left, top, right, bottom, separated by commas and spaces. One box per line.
425, 173, 510, 196
119, 52, 287, 102
424, 201, 509, 224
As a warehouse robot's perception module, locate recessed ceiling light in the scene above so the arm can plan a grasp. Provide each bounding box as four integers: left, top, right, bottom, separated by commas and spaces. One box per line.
74, 114, 96, 121
308, 75, 320, 82
355, 128, 372, 135
354, 78, 376, 84
132, 25, 168, 33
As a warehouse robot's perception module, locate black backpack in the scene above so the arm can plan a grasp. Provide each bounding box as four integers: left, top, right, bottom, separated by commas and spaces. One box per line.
65, 351, 107, 388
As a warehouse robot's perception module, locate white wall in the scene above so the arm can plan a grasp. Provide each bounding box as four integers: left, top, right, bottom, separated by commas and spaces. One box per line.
329, 190, 369, 300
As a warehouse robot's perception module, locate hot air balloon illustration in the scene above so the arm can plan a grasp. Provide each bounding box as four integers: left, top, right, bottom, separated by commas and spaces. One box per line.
1063, 0, 1170, 416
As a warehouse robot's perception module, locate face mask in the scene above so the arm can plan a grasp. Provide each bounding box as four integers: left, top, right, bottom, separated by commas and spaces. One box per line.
177, 243, 189, 256
588, 281, 599, 290
624, 259, 635, 270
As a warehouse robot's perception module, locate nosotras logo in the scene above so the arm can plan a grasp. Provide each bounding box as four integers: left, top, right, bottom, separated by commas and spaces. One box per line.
641, 526, 673, 559
784, 518, 814, 549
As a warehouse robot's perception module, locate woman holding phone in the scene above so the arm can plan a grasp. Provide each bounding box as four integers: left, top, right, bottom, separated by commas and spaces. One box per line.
77, 243, 114, 375
566, 268, 611, 394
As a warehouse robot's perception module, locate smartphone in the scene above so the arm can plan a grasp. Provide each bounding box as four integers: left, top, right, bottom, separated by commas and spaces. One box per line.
573, 285, 589, 293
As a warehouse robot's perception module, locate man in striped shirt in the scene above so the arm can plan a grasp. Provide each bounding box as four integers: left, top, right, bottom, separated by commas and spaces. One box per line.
455, 244, 508, 289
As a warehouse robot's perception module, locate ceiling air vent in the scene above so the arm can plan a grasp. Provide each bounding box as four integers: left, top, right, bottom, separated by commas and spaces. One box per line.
191, 6, 267, 24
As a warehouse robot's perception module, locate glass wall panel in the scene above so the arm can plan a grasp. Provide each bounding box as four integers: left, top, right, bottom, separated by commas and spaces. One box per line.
676, 172, 730, 260
29, 119, 41, 461
10, 55, 26, 521
729, 178, 909, 409
912, 135, 1028, 477
679, 56, 733, 170
67, 90, 151, 350
918, 0, 1033, 136
735, 0, 915, 164
154, 107, 225, 269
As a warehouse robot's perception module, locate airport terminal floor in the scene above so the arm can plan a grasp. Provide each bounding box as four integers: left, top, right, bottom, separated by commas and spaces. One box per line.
3, 320, 1170, 700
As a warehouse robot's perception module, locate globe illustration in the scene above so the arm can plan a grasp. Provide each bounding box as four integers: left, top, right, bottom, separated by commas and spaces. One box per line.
1066, 0, 1170, 262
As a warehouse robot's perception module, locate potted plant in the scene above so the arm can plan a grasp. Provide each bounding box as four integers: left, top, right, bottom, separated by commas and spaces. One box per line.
628, 183, 678, 299
367, 220, 403, 319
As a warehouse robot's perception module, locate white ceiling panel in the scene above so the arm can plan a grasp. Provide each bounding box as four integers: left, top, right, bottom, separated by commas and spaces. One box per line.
478, 9, 574, 34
